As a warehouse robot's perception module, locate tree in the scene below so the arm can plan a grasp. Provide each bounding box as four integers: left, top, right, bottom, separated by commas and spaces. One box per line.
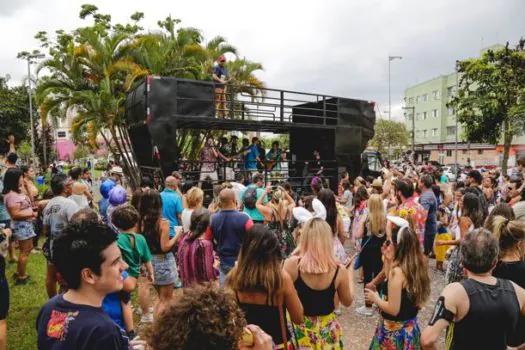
369, 119, 409, 158
449, 39, 525, 174
34, 123, 55, 166
0, 77, 32, 147
30, 4, 265, 188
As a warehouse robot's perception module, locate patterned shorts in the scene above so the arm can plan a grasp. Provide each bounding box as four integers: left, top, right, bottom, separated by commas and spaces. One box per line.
12, 221, 36, 241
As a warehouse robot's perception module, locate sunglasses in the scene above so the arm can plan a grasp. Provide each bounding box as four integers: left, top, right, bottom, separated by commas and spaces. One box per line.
384, 239, 392, 247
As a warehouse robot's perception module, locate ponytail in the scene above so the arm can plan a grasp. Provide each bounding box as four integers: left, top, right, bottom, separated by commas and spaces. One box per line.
491, 216, 525, 256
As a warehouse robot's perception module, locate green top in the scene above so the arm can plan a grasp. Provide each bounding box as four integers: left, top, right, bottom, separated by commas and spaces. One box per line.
117, 232, 152, 278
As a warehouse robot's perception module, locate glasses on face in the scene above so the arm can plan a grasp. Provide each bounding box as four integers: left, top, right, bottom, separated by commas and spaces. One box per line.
384, 240, 392, 247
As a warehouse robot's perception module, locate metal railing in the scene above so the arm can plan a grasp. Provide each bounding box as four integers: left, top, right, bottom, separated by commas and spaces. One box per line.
170, 78, 341, 126
164, 158, 337, 192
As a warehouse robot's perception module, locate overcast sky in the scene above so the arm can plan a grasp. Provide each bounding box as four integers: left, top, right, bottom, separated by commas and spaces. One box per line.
1, 0, 523, 120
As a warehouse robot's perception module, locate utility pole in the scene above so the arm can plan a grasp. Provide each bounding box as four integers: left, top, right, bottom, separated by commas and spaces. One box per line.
26, 53, 45, 167
403, 106, 416, 155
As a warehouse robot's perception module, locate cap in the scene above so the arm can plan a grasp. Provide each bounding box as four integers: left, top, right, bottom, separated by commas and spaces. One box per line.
110, 166, 123, 176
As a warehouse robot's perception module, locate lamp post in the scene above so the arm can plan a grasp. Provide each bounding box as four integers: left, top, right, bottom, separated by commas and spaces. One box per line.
388, 55, 403, 121
26, 53, 45, 167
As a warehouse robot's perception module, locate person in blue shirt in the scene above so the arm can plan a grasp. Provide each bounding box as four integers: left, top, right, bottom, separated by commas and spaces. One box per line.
160, 176, 183, 237
212, 55, 229, 118
244, 137, 261, 172
241, 174, 268, 224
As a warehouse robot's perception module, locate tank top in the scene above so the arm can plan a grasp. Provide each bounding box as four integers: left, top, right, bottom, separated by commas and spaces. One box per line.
449, 278, 519, 350
237, 293, 290, 345
294, 265, 339, 316
379, 280, 419, 321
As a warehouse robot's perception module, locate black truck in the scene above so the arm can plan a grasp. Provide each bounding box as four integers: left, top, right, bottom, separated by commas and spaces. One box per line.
125, 76, 379, 191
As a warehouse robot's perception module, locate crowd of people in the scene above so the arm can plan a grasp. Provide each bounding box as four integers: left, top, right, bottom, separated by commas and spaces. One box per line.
0, 147, 525, 349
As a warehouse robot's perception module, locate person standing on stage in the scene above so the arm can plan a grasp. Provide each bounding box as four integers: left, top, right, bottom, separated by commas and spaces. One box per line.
212, 55, 229, 118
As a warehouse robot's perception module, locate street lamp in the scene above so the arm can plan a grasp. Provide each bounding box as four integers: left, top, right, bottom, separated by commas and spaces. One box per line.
26, 53, 45, 167
388, 55, 403, 121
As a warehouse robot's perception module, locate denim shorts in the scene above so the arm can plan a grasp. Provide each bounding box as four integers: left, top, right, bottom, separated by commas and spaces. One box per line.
151, 253, 179, 286
12, 221, 36, 241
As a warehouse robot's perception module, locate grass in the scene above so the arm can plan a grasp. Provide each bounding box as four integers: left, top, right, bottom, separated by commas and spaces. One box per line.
6, 250, 48, 350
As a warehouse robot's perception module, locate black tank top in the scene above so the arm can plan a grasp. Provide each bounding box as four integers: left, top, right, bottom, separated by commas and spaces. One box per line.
294, 265, 339, 316
449, 278, 519, 350
237, 293, 290, 345
379, 280, 419, 321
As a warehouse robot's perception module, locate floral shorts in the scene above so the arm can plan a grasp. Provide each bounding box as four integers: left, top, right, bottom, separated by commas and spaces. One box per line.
12, 221, 36, 242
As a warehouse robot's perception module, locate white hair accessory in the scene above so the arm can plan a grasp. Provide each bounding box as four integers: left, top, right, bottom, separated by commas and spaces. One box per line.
293, 199, 327, 224
386, 215, 409, 244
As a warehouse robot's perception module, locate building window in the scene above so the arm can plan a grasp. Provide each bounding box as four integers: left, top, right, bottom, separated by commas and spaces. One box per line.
448, 107, 455, 115
446, 150, 452, 157
432, 110, 439, 118
432, 128, 438, 136
423, 112, 427, 120
416, 113, 420, 120
446, 126, 456, 136
423, 130, 428, 138
57, 131, 66, 138
416, 96, 420, 103
408, 97, 414, 104
422, 94, 428, 102
447, 86, 457, 96
432, 90, 440, 100
478, 149, 483, 155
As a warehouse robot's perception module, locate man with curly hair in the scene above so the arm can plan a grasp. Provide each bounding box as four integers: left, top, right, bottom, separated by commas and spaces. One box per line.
150, 283, 272, 350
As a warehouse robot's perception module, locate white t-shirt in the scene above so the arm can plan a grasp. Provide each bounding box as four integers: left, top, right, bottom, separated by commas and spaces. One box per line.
182, 208, 194, 233
231, 182, 246, 205
43, 196, 80, 238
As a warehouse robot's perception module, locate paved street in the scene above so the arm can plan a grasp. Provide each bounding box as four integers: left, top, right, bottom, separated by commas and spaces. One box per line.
340, 244, 447, 349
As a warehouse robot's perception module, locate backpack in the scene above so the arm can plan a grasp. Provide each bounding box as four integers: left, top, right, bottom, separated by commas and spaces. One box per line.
244, 187, 258, 209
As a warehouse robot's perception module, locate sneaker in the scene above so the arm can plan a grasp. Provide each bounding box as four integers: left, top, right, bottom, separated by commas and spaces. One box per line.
355, 306, 374, 317
334, 307, 343, 316
140, 312, 153, 324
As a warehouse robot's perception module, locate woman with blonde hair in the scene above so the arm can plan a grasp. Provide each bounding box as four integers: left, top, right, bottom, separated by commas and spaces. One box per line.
491, 217, 525, 348
256, 184, 296, 257
355, 194, 387, 316
227, 224, 303, 350
365, 219, 431, 349
284, 218, 354, 349
181, 187, 203, 233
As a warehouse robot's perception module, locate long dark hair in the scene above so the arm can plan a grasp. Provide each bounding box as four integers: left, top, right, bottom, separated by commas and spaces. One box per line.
462, 192, 483, 228
3, 168, 23, 194
394, 226, 431, 308
188, 208, 210, 241
317, 188, 337, 235
226, 224, 283, 304
137, 190, 163, 250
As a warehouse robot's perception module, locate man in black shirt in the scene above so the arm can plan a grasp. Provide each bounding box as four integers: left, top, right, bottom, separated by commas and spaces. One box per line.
422, 229, 525, 350
36, 220, 132, 349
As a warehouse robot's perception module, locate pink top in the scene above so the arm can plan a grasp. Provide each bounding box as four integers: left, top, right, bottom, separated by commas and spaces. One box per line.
4, 191, 33, 219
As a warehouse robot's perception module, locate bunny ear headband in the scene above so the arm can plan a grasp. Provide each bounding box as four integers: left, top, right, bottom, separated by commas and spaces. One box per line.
386, 215, 409, 244
293, 199, 327, 224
